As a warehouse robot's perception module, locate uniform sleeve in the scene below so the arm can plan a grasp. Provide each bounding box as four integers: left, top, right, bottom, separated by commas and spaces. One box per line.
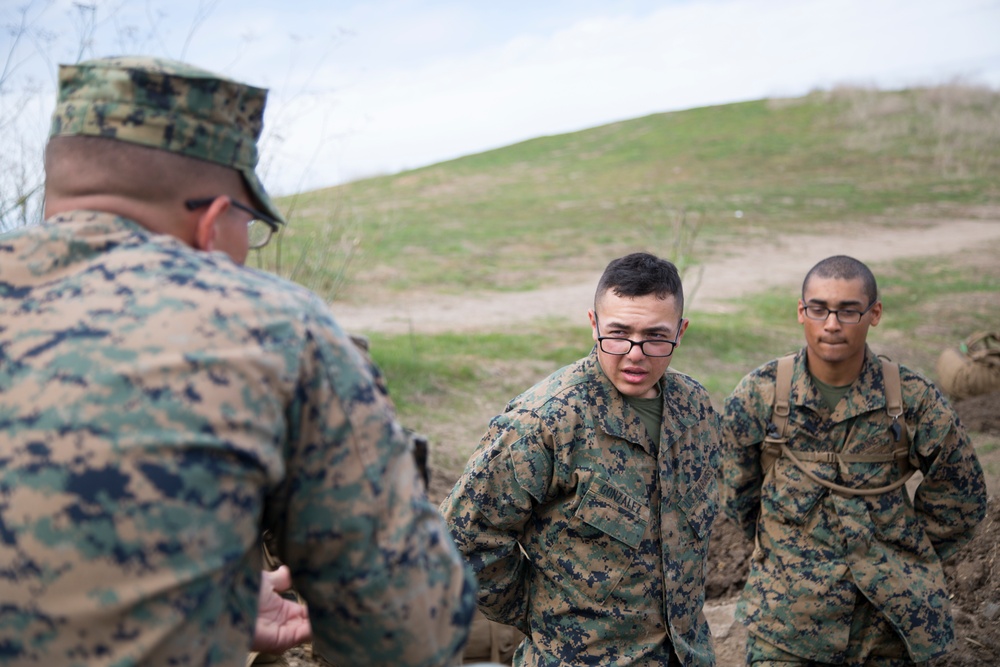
908, 378, 988, 561
440, 410, 551, 633
269, 314, 476, 667
721, 370, 771, 541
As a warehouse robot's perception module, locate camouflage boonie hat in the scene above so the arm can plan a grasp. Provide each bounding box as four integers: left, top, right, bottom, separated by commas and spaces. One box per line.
49, 56, 285, 225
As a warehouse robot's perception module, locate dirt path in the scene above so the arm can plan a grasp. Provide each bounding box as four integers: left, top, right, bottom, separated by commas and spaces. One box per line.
332, 219, 1000, 334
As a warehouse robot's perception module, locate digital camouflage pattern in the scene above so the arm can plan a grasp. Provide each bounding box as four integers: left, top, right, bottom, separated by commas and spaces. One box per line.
0, 211, 476, 666
442, 350, 721, 666
49, 56, 284, 224
722, 346, 987, 663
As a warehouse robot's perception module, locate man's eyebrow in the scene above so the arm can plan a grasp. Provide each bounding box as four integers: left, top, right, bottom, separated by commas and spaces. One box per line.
604, 320, 675, 336
805, 297, 865, 307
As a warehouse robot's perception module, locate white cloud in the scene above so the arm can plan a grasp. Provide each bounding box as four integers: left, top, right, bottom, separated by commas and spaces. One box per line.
258, 0, 999, 193
4, 0, 999, 198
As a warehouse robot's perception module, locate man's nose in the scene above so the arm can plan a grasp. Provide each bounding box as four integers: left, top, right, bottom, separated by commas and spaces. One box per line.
823, 312, 842, 329
627, 342, 648, 359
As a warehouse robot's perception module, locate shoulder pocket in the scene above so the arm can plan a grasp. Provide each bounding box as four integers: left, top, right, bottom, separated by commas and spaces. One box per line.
677, 472, 719, 540
509, 434, 552, 504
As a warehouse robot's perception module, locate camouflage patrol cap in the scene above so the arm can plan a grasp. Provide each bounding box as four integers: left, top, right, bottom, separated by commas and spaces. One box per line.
49, 56, 285, 225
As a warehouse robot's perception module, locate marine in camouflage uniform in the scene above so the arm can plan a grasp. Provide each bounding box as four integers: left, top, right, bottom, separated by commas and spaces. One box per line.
442, 253, 721, 666
0, 57, 475, 666
722, 256, 987, 665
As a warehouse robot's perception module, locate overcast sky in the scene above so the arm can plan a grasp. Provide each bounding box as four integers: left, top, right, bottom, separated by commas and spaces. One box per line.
6, 0, 1000, 196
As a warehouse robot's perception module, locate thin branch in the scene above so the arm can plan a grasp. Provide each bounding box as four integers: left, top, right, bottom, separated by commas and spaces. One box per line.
179, 0, 220, 61
71, 2, 97, 63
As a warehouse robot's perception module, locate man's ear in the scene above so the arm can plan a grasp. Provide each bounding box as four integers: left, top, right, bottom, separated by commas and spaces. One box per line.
869, 300, 883, 328
193, 196, 231, 252
675, 317, 690, 345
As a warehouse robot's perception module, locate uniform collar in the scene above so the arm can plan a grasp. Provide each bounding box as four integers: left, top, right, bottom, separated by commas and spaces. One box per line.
792, 345, 888, 420
583, 348, 700, 455
582, 349, 653, 452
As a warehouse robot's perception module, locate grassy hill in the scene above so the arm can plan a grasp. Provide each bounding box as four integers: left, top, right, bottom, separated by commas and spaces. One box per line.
252, 83, 1000, 302
245, 84, 1000, 475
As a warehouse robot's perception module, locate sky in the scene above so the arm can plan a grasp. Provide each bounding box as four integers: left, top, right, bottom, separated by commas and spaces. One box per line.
4, 0, 1000, 198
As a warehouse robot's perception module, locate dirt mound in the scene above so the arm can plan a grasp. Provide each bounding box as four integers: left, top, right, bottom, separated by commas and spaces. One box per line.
953, 390, 1000, 435
932, 497, 1000, 666
706, 514, 754, 601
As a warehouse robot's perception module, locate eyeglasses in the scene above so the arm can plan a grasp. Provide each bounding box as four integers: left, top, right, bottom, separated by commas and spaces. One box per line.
802, 299, 877, 324
595, 316, 681, 358
184, 197, 281, 249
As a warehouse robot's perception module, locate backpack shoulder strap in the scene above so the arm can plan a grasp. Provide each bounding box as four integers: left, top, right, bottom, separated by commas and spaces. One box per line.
773, 354, 794, 435
880, 358, 912, 471
763, 355, 916, 496
882, 358, 903, 420
761, 354, 795, 474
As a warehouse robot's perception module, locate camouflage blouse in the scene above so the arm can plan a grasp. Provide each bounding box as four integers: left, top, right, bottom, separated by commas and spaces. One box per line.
442, 351, 722, 666
722, 346, 987, 663
0, 211, 475, 666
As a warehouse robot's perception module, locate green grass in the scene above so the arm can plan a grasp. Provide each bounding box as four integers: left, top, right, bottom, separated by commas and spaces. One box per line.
873, 254, 1000, 376
257, 85, 1000, 302
366, 324, 590, 413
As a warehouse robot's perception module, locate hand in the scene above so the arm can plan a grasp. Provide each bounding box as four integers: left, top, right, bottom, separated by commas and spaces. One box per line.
252, 566, 313, 653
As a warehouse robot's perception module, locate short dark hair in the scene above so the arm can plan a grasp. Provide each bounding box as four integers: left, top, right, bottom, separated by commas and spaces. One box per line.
802, 255, 878, 306
595, 252, 684, 313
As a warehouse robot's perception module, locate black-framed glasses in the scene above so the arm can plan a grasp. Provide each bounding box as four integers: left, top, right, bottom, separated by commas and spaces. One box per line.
184, 197, 281, 249
802, 299, 877, 324
595, 315, 681, 358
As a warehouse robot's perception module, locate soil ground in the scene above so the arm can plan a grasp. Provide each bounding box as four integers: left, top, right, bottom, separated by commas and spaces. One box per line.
274, 218, 1000, 666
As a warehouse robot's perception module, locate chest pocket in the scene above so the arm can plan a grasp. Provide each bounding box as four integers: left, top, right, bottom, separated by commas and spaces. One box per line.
559, 476, 649, 604
578, 478, 648, 547
763, 455, 833, 525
